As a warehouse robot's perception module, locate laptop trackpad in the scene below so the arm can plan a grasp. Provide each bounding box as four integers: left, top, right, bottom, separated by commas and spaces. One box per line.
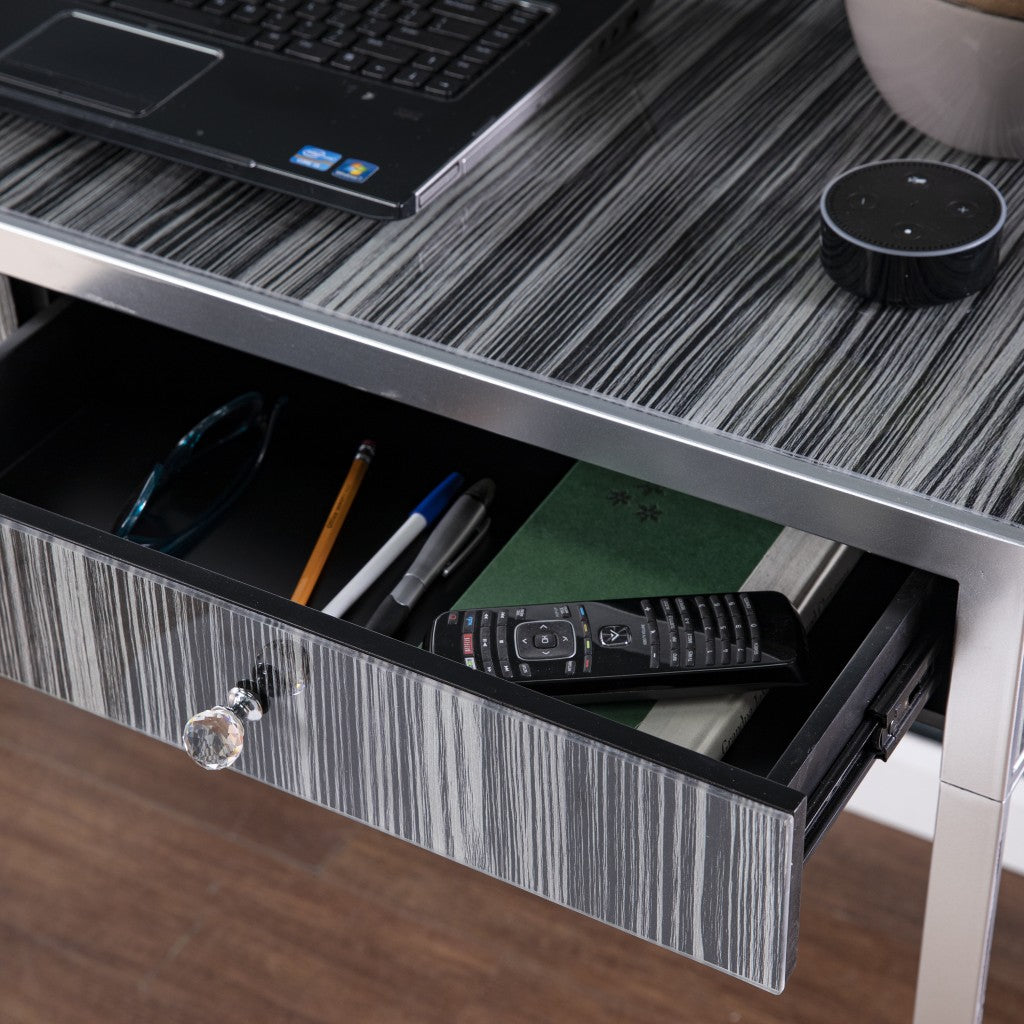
0, 12, 220, 116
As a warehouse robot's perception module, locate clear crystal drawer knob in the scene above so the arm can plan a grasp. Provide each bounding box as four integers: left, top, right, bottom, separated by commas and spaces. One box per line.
182, 686, 264, 771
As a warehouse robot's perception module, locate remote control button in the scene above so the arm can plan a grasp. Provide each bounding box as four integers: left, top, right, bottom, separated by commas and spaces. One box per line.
517, 662, 532, 679
464, 657, 477, 669
740, 593, 758, 631
597, 624, 631, 647
661, 598, 679, 652
462, 633, 474, 657
739, 593, 762, 662
709, 595, 731, 665
564, 660, 577, 676
500, 660, 513, 678
513, 620, 577, 661
693, 595, 715, 666
643, 601, 660, 667
725, 594, 747, 664
673, 597, 694, 632
496, 610, 508, 644
675, 597, 696, 666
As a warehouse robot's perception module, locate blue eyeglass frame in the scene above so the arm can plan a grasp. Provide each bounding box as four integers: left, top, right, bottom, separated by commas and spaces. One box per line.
113, 391, 286, 556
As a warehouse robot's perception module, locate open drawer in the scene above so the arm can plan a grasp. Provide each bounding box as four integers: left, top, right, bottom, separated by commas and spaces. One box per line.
0, 299, 954, 993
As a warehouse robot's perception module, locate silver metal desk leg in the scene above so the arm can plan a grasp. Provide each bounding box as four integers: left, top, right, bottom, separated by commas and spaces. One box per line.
912, 580, 1024, 1024
912, 784, 1010, 1023
0, 275, 15, 339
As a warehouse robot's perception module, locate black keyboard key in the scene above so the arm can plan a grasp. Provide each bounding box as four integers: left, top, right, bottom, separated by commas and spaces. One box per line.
424, 73, 463, 97
202, 0, 237, 14
110, 0, 260, 40
295, 0, 330, 15
292, 17, 326, 37
232, 3, 267, 22
499, 10, 537, 32
397, 8, 431, 25
330, 49, 366, 70
431, 0, 500, 25
352, 35, 414, 62
322, 26, 356, 45
285, 37, 336, 60
500, 2, 539, 20
326, 7, 360, 25
266, 0, 298, 8
263, 10, 297, 28
335, 0, 371, 8
430, 15, 480, 40
253, 27, 289, 46
387, 25, 462, 55
367, 0, 402, 16
410, 50, 446, 71
173, 0, 206, 8
480, 25, 514, 47
445, 56, 480, 78
392, 65, 431, 87
361, 58, 399, 79
355, 15, 393, 34
462, 40, 497, 63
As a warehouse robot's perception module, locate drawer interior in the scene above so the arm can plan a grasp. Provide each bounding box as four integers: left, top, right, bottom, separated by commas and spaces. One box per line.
0, 300, 573, 645
0, 299, 954, 830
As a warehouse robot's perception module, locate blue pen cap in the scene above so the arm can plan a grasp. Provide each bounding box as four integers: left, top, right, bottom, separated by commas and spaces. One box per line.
412, 472, 464, 524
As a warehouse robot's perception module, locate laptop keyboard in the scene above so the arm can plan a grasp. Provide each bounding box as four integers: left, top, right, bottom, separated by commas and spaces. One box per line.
85, 0, 550, 98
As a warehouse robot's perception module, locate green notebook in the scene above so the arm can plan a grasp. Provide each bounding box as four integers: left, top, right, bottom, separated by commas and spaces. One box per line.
458, 463, 783, 730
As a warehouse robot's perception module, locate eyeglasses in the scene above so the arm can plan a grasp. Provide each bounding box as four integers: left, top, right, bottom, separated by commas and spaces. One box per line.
113, 391, 286, 555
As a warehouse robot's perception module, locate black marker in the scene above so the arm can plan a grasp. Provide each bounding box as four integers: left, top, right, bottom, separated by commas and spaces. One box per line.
365, 478, 495, 636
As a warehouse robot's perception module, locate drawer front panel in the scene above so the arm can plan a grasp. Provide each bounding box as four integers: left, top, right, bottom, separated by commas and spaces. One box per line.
0, 515, 798, 990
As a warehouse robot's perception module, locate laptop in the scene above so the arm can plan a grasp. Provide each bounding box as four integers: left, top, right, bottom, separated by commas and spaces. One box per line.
0, 0, 648, 219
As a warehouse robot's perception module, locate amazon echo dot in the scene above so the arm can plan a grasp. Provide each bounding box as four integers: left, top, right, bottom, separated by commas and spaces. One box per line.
820, 159, 1006, 305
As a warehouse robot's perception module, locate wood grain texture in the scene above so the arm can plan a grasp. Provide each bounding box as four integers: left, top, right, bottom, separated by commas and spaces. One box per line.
1, 1, 1023, 523
3, 675, 1024, 1024
0, 514, 800, 990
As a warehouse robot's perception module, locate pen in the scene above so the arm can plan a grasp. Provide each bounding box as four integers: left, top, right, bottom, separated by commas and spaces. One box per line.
290, 440, 375, 606
322, 471, 464, 619
365, 477, 495, 636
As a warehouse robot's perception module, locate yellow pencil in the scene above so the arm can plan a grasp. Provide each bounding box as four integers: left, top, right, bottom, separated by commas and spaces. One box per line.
291, 440, 375, 606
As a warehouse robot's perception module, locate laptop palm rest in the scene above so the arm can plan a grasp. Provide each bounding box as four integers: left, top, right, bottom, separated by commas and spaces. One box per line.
0, 12, 220, 117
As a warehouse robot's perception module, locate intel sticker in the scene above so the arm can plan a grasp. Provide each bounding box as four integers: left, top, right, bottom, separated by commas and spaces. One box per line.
332, 158, 379, 184
290, 146, 342, 172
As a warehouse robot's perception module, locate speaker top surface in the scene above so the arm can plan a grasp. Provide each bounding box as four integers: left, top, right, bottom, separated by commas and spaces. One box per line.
821, 159, 1005, 256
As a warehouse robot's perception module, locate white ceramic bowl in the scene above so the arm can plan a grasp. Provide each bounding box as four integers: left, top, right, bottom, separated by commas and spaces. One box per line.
845, 0, 1024, 158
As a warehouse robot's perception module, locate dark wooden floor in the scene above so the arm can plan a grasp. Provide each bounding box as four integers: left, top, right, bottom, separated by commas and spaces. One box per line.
2, 677, 1022, 1024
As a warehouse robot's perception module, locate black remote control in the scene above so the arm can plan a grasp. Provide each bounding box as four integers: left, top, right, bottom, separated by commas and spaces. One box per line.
428, 592, 809, 702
